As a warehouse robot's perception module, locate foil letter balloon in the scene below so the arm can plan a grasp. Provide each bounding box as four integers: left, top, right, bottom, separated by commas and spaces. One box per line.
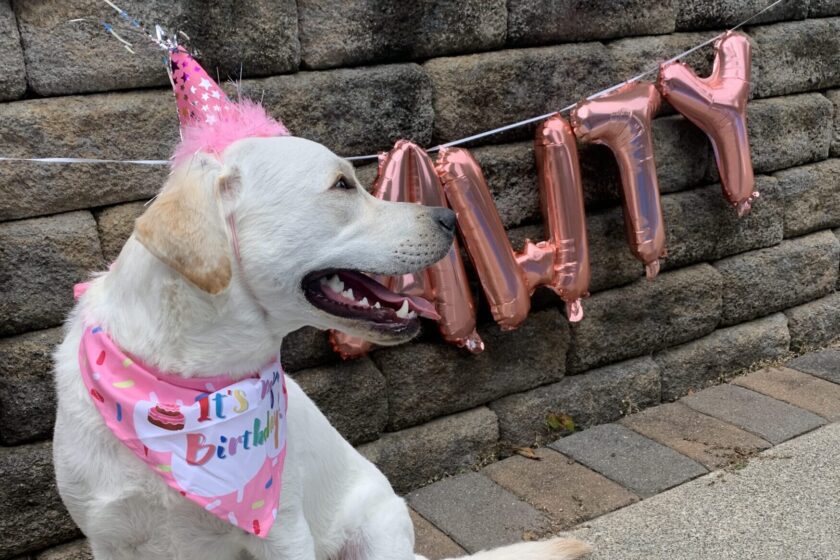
400, 142, 483, 353
534, 115, 591, 321
571, 82, 666, 279
331, 141, 483, 358
658, 32, 757, 217
437, 148, 531, 331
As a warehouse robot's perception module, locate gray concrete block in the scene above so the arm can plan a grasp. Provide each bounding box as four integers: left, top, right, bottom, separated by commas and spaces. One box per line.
373, 309, 568, 431
0, 328, 63, 445
567, 264, 722, 373
508, 0, 675, 46
299, 0, 506, 69
0, 211, 105, 336
358, 407, 499, 494
291, 357, 387, 445
654, 313, 790, 401
713, 231, 840, 326
490, 356, 661, 447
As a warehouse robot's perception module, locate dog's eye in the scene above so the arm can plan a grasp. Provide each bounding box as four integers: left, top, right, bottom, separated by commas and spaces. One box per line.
332, 177, 354, 191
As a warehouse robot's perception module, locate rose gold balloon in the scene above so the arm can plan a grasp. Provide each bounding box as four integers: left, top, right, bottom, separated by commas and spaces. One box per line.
437, 147, 531, 331
571, 82, 666, 280
329, 331, 374, 359
658, 32, 757, 217
401, 143, 483, 352
534, 115, 590, 321
331, 140, 483, 356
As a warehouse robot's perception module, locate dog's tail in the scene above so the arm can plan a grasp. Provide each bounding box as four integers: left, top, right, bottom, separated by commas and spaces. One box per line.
419, 537, 591, 560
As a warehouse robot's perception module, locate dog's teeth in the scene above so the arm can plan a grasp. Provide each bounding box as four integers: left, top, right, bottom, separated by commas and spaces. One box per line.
373, 302, 381, 309
341, 288, 354, 300
359, 297, 370, 307
327, 275, 344, 293
407, 311, 417, 319
395, 300, 410, 319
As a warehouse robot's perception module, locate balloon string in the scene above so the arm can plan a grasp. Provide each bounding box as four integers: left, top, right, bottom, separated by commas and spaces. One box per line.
0, 0, 782, 167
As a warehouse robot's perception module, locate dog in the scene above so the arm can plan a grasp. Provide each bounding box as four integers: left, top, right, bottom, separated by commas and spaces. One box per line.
53, 135, 591, 560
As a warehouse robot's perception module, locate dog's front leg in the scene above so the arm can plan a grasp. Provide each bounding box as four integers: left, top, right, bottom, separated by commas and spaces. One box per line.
243, 496, 316, 560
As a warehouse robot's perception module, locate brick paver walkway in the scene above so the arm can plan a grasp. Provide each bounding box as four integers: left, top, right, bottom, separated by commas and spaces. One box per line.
409, 347, 840, 558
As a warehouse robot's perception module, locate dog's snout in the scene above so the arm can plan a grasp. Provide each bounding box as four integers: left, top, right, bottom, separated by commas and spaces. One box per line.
431, 207, 456, 236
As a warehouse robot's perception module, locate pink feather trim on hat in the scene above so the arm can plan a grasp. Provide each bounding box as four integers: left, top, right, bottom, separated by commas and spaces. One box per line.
168, 47, 289, 166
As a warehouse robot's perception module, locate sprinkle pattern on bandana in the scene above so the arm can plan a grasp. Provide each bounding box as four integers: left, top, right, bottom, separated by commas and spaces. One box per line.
78, 325, 287, 538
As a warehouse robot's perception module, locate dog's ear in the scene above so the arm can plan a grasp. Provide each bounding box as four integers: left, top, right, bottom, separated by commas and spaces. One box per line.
135, 157, 240, 294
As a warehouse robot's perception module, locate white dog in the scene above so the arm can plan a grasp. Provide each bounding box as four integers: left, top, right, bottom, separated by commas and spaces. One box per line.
53, 136, 590, 560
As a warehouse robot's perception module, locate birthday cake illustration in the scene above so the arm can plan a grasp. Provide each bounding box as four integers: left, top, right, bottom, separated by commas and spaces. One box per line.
147, 403, 185, 431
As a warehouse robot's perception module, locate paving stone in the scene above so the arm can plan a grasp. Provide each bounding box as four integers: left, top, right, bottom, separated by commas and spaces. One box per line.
425, 43, 619, 145
785, 292, 840, 352
291, 357, 387, 445
811, 0, 840, 16
410, 510, 467, 560
36, 540, 93, 560
676, 0, 807, 30
550, 424, 707, 498
358, 407, 499, 494
661, 176, 783, 271
787, 349, 840, 383
747, 94, 834, 175
750, 18, 840, 99
242, 64, 433, 158
0, 211, 105, 336
94, 201, 146, 263
713, 231, 840, 326
507, 0, 675, 46
490, 356, 661, 447
0, 0, 26, 101
681, 384, 825, 444
0, 442, 81, 558
828, 91, 840, 157
299, 0, 505, 69
483, 448, 638, 528
407, 472, 551, 553
620, 402, 771, 469
372, 309, 568, 431
775, 159, 840, 237
0, 328, 63, 446
654, 313, 790, 401
280, 326, 338, 373
0, 91, 175, 221
567, 264, 722, 373
733, 366, 840, 421
14, 0, 299, 96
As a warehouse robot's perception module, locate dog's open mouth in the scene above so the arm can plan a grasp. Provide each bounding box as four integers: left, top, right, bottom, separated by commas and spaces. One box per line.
302, 269, 440, 332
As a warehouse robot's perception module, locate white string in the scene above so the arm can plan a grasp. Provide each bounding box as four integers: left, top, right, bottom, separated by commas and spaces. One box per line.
0, 0, 782, 167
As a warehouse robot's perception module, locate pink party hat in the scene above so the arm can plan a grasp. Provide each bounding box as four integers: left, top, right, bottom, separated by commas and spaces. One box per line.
167, 47, 289, 165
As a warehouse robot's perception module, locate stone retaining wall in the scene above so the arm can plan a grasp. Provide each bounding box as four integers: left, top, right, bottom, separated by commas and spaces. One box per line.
2, 1, 840, 557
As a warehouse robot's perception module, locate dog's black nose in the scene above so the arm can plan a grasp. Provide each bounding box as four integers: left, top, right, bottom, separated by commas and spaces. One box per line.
431, 207, 457, 235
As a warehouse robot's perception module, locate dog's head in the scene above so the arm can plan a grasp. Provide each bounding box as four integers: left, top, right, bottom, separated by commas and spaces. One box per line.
134, 136, 455, 345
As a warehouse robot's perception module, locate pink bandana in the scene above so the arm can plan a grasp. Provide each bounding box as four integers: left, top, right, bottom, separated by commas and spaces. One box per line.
78, 324, 287, 538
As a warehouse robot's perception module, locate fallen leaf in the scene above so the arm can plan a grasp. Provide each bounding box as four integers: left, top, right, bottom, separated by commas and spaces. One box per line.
514, 447, 541, 461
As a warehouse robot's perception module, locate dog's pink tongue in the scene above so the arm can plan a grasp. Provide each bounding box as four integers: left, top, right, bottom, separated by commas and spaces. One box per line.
356, 274, 440, 320
405, 295, 440, 321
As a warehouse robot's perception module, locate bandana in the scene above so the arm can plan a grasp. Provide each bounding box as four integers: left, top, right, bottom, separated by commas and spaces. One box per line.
78, 324, 287, 538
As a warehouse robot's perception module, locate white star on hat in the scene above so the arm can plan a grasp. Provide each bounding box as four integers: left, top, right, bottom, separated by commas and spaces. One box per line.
199, 78, 212, 90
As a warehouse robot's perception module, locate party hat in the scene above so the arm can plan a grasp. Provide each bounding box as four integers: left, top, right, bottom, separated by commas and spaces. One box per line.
167, 47, 289, 165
